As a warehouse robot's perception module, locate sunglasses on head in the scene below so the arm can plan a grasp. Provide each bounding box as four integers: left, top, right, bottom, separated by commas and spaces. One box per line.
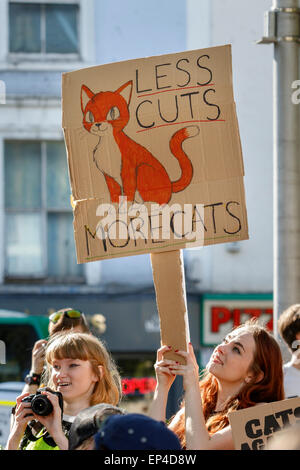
49, 309, 83, 324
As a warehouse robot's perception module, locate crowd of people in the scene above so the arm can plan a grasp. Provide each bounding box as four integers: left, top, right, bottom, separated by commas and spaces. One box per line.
4, 304, 300, 451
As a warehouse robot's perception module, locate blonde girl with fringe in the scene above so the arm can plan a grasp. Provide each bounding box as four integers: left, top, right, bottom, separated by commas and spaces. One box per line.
6, 332, 121, 450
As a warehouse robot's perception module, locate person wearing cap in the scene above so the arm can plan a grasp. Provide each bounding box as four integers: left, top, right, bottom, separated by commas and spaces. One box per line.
93, 413, 182, 450
69, 403, 125, 450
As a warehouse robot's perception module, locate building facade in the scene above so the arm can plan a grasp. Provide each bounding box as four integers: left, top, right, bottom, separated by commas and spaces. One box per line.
0, 0, 274, 415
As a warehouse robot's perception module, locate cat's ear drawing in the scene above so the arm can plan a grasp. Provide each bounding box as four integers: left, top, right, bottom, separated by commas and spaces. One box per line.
116, 81, 133, 106
81, 85, 94, 113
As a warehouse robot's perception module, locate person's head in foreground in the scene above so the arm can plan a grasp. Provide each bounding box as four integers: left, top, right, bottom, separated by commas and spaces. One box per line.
278, 304, 300, 353
44, 332, 122, 408
266, 422, 300, 450
94, 413, 182, 450
172, 319, 284, 447
69, 403, 125, 450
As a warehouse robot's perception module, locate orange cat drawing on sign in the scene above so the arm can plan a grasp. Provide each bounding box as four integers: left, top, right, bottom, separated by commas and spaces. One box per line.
81, 80, 199, 204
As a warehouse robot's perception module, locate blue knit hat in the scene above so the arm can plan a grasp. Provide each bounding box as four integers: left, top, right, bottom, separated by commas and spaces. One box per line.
94, 413, 182, 450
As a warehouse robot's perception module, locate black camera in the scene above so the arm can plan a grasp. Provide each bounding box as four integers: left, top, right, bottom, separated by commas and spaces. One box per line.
22, 387, 63, 417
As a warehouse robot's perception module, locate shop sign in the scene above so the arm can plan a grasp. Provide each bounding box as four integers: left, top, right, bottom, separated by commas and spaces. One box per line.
201, 298, 273, 346
122, 377, 157, 396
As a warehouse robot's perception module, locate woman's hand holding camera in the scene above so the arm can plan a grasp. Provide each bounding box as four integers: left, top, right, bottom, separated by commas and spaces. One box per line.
6, 393, 34, 450
6, 391, 68, 450
32, 390, 68, 450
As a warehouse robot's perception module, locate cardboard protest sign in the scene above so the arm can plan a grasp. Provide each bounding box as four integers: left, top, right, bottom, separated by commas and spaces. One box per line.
62, 44, 248, 263
150, 250, 189, 363
228, 397, 300, 450
62, 45, 248, 355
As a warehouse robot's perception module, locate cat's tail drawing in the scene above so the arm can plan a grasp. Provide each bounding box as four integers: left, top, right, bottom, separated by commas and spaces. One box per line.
170, 125, 199, 193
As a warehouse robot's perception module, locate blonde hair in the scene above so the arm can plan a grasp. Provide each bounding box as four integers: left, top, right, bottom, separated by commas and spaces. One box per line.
44, 332, 122, 406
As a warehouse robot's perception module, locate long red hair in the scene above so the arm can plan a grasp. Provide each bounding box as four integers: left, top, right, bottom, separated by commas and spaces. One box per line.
170, 321, 284, 448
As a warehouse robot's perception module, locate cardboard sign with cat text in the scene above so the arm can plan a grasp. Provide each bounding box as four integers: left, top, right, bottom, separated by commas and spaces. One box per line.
62, 44, 249, 263
228, 397, 300, 450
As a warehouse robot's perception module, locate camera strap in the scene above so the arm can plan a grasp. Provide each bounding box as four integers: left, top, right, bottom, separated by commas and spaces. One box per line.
22, 418, 72, 449
23, 422, 57, 448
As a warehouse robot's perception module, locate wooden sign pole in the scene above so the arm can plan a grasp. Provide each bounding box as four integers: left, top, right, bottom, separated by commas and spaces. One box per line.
150, 249, 190, 364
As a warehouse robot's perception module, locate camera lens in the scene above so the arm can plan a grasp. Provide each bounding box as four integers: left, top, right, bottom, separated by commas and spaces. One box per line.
31, 395, 53, 416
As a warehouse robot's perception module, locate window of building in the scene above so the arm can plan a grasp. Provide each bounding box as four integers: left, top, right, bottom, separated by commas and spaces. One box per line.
4, 140, 83, 281
9, 1, 79, 56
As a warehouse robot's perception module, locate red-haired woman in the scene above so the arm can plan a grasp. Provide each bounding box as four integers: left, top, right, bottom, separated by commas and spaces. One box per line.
149, 320, 284, 450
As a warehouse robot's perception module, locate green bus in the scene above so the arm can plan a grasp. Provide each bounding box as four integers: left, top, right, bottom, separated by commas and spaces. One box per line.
0, 310, 49, 383
0, 310, 49, 447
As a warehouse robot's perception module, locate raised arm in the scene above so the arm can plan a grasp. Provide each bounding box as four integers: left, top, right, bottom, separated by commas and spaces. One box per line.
170, 344, 235, 450
148, 345, 176, 422
21, 339, 47, 395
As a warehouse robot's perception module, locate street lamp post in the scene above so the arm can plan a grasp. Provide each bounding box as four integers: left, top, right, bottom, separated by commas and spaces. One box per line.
258, 0, 300, 351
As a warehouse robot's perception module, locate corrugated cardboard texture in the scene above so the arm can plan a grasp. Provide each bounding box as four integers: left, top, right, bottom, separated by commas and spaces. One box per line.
228, 397, 300, 450
150, 250, 190, 363
62, 45, 249, 263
